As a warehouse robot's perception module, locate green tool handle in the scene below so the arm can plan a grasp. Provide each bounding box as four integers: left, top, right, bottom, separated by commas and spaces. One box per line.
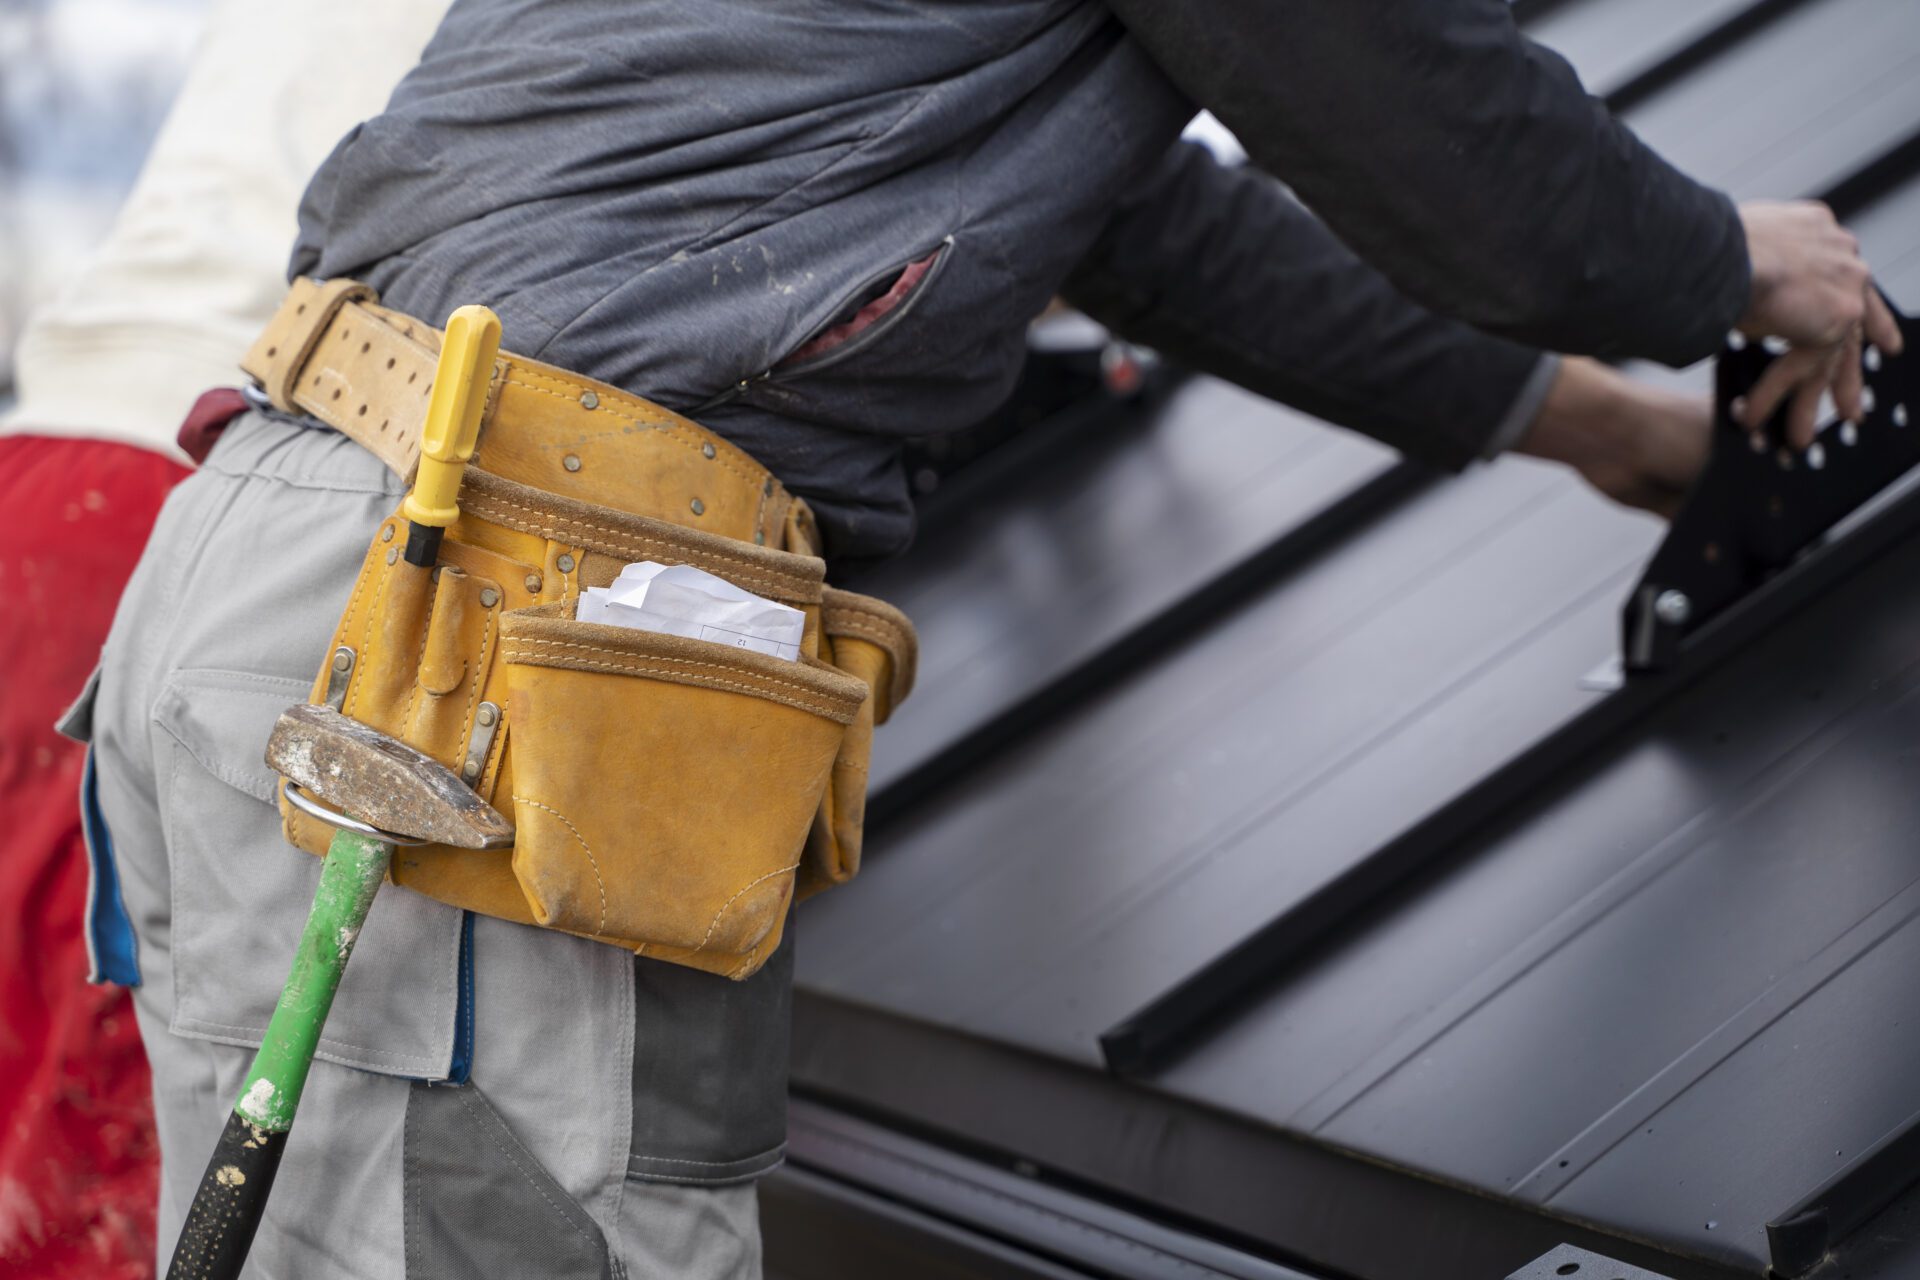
166, 829, 393, 1280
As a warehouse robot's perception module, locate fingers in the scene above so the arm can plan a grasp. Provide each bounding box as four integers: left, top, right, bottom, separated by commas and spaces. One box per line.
1741, 345, 1826, 432
1865, 285, 1904, 356
1835, 324, 1865, 425
1785, 348, 1837, 448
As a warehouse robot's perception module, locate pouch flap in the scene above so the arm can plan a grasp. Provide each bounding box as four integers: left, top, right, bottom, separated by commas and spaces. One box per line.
152, 667, 465, 1079
820, 587, 917, 722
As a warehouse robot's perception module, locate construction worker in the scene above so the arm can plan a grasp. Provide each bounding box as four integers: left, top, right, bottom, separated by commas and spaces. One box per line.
76, 1, 1898, 1277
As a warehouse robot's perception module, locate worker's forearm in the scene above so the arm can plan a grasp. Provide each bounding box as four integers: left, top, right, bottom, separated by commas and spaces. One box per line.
1105, 0, 1750, 366
1062, 142, 1550, 471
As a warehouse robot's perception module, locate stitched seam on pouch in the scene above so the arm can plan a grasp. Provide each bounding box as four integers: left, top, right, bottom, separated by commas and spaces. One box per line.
334, 540, 378, 713
692, 863, 798, 955
514, 795, 608, 937
505, 371, 761, 489
458, 591, 497, 754
825, 615, 908, 645
501, 638, 861, 715
348, 548, 395, 719
503, 651, 852, 718
399, 569, 443, 731
465, 490, 814, 600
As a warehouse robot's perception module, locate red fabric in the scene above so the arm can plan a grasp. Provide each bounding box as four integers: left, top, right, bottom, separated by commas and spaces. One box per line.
175, 388, 248, 466
0, 434, 188, 1278
780, 250, 939, 367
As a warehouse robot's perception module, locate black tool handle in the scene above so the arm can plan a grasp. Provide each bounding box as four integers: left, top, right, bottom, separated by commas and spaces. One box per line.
165, 1111, 290, 1280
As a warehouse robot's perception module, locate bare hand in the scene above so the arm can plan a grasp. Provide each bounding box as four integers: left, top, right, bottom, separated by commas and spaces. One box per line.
1736, 200, 1903, 446
1515, 357, 1709, 519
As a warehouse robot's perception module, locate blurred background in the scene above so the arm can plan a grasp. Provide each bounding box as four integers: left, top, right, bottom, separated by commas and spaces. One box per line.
0, 0, 204, 405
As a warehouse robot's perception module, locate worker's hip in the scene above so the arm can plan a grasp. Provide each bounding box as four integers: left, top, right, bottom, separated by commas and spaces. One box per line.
242, 279, 917, 980
77, 415, 782, 1273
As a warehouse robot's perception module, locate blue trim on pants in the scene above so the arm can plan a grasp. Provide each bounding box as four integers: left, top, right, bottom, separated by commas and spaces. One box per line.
79, 748, 141, 987
447, 911, 475, 1085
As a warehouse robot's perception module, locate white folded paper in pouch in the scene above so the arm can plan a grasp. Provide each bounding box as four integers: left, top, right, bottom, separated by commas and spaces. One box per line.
577, 561, 805, 661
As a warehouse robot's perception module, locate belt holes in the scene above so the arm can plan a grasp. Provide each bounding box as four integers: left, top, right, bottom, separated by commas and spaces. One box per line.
331, 388, 342, 401
266, 346, 278, 357
361, 341, 371, 354
386, 357, 395, 370
380, 419, 390, 433
311, 375, 322, 387
407, 371, 417, 384
296, 303, 307, 315
357, 405, 368, 417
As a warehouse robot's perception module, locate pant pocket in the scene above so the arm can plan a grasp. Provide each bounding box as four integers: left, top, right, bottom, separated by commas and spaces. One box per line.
498, 602, 866, 979
404, 1080, 615, 1280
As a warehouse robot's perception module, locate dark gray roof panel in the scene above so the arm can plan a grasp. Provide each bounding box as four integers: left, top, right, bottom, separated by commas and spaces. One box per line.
799, 461, 1653, 1067
1626, 0, 1920, 200
786, 3, 1920, 1277
1529, 0, 1761, 99
855, 384, 1394, 797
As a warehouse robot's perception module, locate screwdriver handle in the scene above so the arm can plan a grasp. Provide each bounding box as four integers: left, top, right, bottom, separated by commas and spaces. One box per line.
401, 304, 502, 565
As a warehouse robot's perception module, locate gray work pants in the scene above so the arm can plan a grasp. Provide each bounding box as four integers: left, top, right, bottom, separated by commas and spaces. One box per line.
75, 413, 788, 1278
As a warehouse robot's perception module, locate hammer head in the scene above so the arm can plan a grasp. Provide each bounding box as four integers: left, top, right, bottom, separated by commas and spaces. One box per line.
266, 704, 514, 849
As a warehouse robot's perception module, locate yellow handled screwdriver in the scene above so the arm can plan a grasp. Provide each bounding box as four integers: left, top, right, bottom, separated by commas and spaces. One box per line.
401, 304, 502, 567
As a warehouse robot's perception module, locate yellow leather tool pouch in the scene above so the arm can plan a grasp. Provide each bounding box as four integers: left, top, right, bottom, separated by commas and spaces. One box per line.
500, 603, 867, 974
281, 473, 913, 979
253, 279, 918, 978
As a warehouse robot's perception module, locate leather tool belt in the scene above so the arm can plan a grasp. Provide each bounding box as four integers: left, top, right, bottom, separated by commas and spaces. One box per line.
245, 277, 916, 980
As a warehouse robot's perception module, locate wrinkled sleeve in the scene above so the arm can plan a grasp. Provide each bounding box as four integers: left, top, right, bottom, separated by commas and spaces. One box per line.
1103, 0, 1750, 367
1063, 142, 1558, 470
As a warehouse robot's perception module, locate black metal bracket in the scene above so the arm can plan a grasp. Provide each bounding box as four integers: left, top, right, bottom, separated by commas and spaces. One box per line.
1623, 295, 1917, 672
1504, 1244, 1676, 1280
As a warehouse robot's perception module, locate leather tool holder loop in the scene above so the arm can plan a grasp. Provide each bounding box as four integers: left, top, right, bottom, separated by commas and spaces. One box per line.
243, 277, 380, 417
262, 281, 918, 979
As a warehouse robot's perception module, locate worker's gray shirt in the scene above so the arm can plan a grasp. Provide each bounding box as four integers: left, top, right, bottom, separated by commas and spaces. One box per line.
294, 0, 1744, 562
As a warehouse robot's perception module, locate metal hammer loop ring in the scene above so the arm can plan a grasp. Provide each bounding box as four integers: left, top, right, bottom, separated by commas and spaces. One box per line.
280, 781, 434, 846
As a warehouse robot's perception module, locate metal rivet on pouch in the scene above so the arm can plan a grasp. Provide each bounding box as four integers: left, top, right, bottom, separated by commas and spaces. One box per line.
331, 650, 353, 674
479, 588, 500, 608
562, 454, 582, 472
556, 553, 576, 573
763, 477, 775, 497
754, 531, 766, 545
463, 758, 481, 780
385, 547, 399, 565
580, 391, 599, 410
702, 442, 716, 459
690, 498, 705, 516
477, 704, 498, 728
525, 574, 543, 593
381, 525, 395, 542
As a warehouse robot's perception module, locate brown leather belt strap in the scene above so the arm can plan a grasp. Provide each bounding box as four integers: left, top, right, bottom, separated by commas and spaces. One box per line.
242, 277, 436, 477
239, 278, 808, 553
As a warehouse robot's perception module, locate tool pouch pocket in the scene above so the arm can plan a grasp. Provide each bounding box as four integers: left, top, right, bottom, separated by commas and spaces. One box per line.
801, 588, 918, 897
499, 602, 867, 977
